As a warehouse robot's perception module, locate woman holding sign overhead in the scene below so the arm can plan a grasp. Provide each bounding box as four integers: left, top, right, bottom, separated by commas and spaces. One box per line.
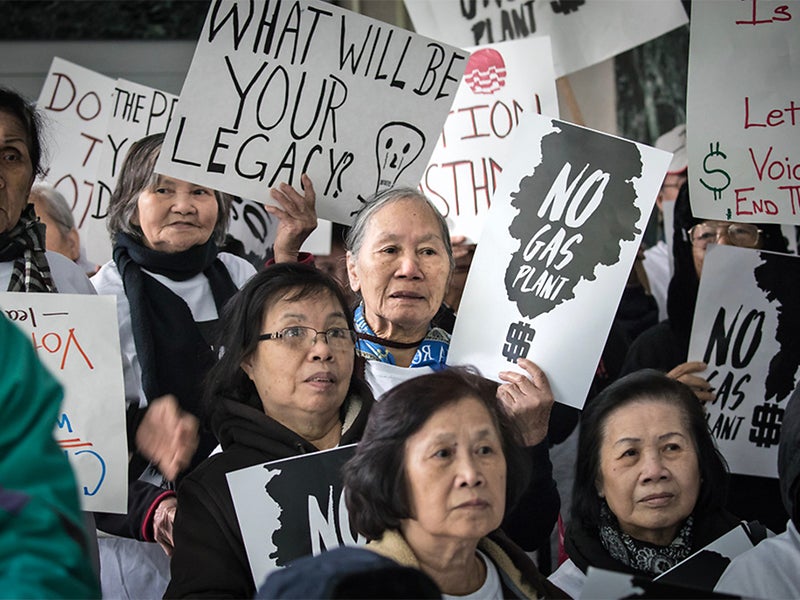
91, 133, 257, 556
271, 181, 559, 553
165, 263, 373, 598
0, 87, 94, 294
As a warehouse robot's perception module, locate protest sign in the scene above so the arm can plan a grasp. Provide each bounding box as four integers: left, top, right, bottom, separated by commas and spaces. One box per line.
687, 0, 800, 224
687, 244, 800, 477
421, 37, 559, 242
89, 80, 180, 264
0, 293, 127, 513
404, 0, 687, 78
156, 0, 467, 225
227, 444, 363, 586
36, 58, 115, 266
447, 113, 669, 409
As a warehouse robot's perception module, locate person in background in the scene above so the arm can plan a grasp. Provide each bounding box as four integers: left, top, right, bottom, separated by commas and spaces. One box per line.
0, 87, 94, 294
714, 381, 800, 598
166, 263, 373, 598
620, 182, 790, 531
91, 132, 257, 557
343, 367, 567, 599
0, 313, 100, 598
549, 370, 739, 598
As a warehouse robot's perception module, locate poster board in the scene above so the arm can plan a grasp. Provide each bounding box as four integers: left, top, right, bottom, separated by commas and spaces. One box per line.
156, 0, 468, 226
687, 244, 800, 477
404, 0, 687, 78
421, 37, 559, 242
0, 293, 127, 513
36, 58, 115, 266
227, 444, 363, 587
687, 0, 800, 224
447, 113, 669, 409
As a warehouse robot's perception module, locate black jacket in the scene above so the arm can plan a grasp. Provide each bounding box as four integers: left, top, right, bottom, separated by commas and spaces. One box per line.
165, 393, 372, 599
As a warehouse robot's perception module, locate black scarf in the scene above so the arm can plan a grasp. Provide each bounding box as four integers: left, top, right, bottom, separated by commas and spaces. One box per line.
0, 204, 57, 292
113, 232, 238, 465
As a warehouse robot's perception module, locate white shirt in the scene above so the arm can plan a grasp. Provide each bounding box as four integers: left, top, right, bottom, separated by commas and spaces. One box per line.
442, 550, 502, 600
0, 250, 96, 294
91, 252, 256, 409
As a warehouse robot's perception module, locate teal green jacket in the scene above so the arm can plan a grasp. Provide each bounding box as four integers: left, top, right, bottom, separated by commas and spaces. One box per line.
0, 314, 100, 598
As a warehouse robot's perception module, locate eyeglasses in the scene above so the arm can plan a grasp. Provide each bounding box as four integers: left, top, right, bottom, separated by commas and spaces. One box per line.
688, 223, 762, 249
258, 326, 357, 351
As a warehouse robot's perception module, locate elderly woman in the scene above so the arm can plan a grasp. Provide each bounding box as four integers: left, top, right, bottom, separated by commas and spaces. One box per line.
621, 183, 789, 531
343, 367, 566, 599
165, 262, 373, 598
0, 87, 94, 294
549, 370, 738, 598
272, 182, 560, 550
91, 133, 257, 552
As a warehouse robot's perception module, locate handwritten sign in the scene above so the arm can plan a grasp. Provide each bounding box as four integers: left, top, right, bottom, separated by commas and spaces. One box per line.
687, 244, 800, 477
36, 58, 115, 266
0, 293, 128, 513
404, 0, 687, 78
156, 0, 467, 225
227, 444, 363, 587
447, 113, 669, 408
421, 37, 559, 242
687, 0, 800, 224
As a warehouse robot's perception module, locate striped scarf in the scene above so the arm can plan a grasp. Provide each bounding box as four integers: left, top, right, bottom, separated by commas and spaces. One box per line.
0, 204, 57, 292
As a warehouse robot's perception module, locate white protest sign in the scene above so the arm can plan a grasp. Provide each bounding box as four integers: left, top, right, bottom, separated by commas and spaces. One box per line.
87, 80, 180, 264
687, 244, 800, 477
156, 0, 468, 226
421, 37, 559, 242
447, 114, 668, 409
687, 0, 800, 224
36, 58, 116, 266
0, 293, 127, 513
404, 0, 687, 78
227, 445, 363, 587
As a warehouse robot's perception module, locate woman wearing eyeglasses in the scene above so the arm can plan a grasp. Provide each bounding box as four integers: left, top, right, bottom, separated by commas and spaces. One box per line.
620, 182, 789, 532
165, 263, 373, 598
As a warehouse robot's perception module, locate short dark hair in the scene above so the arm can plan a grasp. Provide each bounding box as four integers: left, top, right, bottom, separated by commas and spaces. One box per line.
106, 133, 232, 245
203, 262, 370, 416
571, 369, 729, 533
343, 366, 530, 540
0, 87, 45, 179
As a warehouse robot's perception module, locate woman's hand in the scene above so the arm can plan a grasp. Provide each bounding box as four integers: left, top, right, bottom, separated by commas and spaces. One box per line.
135, 394, 199, 481
497, 358, 555, 447
153, 496, 178, 556
266, 174, 318, 263
667, 361, 716, 404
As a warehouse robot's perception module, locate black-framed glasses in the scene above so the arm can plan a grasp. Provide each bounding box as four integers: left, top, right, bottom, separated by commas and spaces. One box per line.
258, 326, 357, 351
688, 223, 762, 249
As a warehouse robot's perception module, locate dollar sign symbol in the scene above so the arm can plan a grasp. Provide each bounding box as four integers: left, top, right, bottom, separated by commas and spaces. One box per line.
700, 142, 731, 201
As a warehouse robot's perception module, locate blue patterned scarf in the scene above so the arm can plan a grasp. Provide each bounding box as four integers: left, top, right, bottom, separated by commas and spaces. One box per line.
353, 303, 450, 370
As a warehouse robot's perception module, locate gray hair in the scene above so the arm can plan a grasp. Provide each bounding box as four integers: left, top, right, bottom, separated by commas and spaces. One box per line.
345, 187, 455, 272
29, 182, 75, 235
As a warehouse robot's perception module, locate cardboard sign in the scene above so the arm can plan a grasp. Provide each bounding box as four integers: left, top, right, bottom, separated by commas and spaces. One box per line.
156, 0, 468, 225
404, 0, 687, 78
36, 58, 116, 266
447, 114, 669, 409
421, 37, 559, 242
687, 0, 800, 224
687, 244, 800, 477
227, 444, 363, 587
0, 293, 127, 513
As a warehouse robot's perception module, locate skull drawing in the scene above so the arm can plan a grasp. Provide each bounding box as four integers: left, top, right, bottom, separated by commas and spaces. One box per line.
375, 122, 425, 193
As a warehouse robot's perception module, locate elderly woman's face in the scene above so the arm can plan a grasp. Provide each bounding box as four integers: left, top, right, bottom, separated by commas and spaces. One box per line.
133, 175, 218, 253
241, 289, 355, 433
347, 198, 451, 338
401, 397, 506, 546
596, 400, 701, 546
0, 111, 34, 233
